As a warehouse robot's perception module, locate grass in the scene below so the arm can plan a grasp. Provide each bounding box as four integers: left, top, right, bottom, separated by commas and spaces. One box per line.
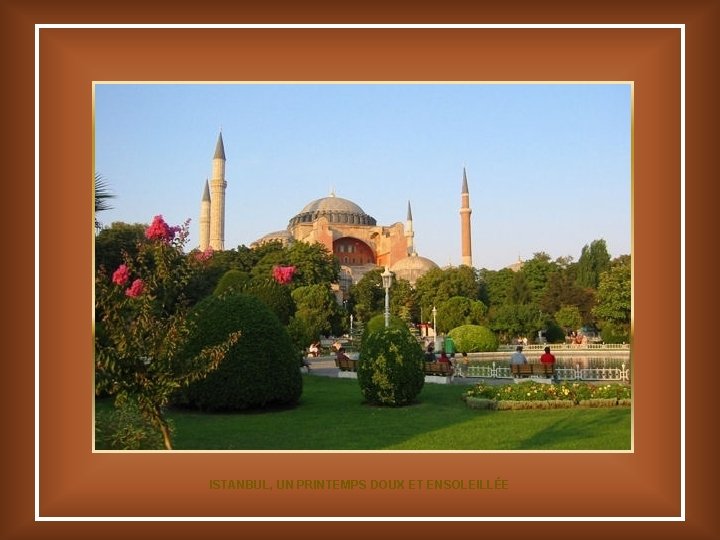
95, 375, 631, 450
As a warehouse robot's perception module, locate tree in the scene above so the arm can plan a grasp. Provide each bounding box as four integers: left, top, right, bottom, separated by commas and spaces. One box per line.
555, 305, 583, 334
592, 255, 631, 340
489, 303, 543, 344
435, 296, 487, 333
95, 222, 147, 274
95, 216, 240, 449
94, 173, 114, 230
507, 270, 532, 305
349, 268, 381, 322
414, 266, 479, 319
576, 239, 611, 289
291, 284, 344, 345
521, 252, 559, 304
479, 268, 515, 307
252, 241, 339, 288
540, 268, 596, 324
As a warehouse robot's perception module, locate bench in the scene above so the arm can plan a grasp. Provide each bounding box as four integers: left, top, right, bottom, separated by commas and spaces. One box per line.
336, 357, 359, 372
511, 363, 555, 378
424, 361, 454, 377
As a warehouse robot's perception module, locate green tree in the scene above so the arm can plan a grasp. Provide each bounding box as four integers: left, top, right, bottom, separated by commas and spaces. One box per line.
540, 268, 596, 324
479, 268, 515, 307
508, 270, 532, 305
291, 284, 344, 345
447, 325, 498, 353
95, 216, 240, 449
414, 266, 479, 320
521, 252, 559, 304
349, 268, 385, 322
95, 222, 147, 274
592, 255, 631, 340
435, 296, 487, 333
252, 241, 339, 288
555, 305, 583, 334
576, 239, 611, 289
490, 303, 543, 344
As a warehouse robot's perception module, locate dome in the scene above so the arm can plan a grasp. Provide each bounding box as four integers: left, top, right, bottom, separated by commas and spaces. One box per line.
289, 194, 377, 227
390, 253, 439, 285
251, 229, 292, 247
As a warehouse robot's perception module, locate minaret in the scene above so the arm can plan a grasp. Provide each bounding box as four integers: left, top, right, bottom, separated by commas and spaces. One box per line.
460, 167, 473, 267
209, 131, 227, 250
405, 200, 415, 255
199, 179, 211, 251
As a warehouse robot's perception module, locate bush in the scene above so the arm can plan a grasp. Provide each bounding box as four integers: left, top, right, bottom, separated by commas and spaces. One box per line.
179, 294, 302, 411
213, 269, 251, 296
357, 327, 425, 406
447, 325, 498, 353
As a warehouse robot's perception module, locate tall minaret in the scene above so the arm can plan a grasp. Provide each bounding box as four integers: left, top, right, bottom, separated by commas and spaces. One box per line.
460, 167, 473, 267
405, 200, 415, 255
199, 179, 211, 251
209, 131, 227, 250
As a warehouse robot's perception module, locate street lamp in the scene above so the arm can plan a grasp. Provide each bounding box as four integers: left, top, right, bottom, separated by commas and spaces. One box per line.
349, 314, 354, 341
432, 305, 437, 340
381, 266, 394, 328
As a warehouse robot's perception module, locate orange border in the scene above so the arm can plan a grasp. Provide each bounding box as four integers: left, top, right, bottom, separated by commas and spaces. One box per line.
46, 24, 678, 518
3, 2, 714, 537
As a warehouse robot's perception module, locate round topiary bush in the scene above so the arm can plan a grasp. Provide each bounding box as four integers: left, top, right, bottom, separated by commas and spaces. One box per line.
447, 325, 498, 352
179, 293, 302, 411
357, 326, 425, 406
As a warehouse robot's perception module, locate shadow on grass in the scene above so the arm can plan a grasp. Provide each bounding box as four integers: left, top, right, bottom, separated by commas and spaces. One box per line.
96, 375, 631, 451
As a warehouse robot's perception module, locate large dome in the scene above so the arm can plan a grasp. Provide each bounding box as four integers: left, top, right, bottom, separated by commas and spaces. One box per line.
390, 253, 439, 285
289, 194, 377, 227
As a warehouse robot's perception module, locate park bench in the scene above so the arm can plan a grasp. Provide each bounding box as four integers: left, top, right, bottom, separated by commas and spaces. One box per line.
424, 361, 454, 377
336, 357, 359, 372
511, 363, 555, 379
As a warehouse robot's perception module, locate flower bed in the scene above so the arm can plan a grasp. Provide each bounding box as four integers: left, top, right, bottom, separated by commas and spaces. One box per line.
463, 382, 631, 410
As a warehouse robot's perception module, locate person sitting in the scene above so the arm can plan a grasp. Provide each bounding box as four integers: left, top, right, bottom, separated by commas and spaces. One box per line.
424, 342, 436, 362
335, 347, 351, 369
308, 342, 320, 358
509, 345, 528, 377
437, 350, 450, 363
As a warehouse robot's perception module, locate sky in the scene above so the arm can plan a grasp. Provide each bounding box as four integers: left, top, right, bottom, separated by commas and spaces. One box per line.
94, 83, 631, 271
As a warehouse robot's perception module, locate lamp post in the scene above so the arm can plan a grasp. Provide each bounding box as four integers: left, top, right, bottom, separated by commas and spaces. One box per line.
350, 314, 354, 341
381, 266, 394, 328
432, 305, 437, 341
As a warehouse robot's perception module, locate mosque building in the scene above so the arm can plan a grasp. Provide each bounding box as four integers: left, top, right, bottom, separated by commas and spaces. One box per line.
198, 132, 474, 290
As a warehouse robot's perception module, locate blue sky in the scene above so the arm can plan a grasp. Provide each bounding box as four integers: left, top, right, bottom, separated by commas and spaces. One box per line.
94, 83, 631, 271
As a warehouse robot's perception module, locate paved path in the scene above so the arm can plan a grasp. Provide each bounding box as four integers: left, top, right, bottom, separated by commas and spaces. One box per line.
303, 356, 481, 386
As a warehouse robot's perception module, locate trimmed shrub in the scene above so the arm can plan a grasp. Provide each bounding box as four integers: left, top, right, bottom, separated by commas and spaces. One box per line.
179, 294, 302, 411
448, 325, 499, 353
213, 269, 251, 296
357, 326, 425, 406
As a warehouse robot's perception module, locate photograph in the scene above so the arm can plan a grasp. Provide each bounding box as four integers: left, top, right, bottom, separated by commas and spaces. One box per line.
93, 82, 632, 452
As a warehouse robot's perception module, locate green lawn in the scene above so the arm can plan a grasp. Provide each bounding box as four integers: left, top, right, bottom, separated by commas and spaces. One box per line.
96, 375, 632, 450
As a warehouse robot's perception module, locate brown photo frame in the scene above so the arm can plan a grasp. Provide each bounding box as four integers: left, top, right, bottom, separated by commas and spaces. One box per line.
5, 2, 716, 537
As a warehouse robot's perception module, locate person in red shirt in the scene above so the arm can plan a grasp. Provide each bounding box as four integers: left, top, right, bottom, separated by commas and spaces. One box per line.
540, 346, 558, 382
540, 346, 556, 365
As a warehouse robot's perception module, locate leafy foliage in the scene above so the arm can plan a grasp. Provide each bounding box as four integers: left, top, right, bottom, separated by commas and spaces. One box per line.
447, 325, 499, 353
592, 256, 631, 340
435, 296, 487, 333
180, 293, 302, 411
576, 239, 611, 289
363, 313, 408, 337
465, 381, 631, 405
95, 217, 240, 449
357, 327, 425, 406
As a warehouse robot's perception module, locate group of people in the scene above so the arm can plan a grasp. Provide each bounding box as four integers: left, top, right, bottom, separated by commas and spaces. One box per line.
510, 345, 557, 365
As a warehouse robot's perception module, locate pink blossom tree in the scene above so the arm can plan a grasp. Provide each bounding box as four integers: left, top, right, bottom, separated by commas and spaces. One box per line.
95, 216, 239, 450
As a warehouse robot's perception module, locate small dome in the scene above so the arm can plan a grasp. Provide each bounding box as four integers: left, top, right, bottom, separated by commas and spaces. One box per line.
289, 194, 377, 227
390, 253, 439, 285
251, 229, 292, 247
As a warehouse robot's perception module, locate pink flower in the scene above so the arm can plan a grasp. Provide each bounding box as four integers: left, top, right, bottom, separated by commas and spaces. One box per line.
112, 264, 130, 286
145, 215, 175, 243
125, 279, 145, 297
272, 265, 296, 285
193, 246, 214, 262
